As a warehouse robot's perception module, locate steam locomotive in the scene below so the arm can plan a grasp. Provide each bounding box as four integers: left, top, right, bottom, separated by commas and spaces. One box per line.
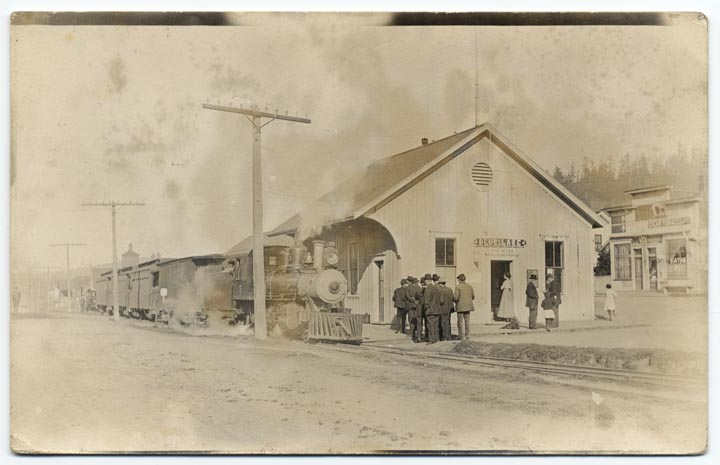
93, 239, 364, 343
227, 239, 364, 343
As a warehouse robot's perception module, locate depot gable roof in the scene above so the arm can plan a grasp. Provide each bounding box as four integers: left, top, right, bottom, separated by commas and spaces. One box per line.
268, 123, 604, 236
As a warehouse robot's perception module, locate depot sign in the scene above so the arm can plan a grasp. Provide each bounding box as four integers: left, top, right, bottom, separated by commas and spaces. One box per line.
474, 238, 527, 248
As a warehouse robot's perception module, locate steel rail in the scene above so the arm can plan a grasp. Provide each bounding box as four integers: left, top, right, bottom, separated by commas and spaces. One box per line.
322, 342, 703, 387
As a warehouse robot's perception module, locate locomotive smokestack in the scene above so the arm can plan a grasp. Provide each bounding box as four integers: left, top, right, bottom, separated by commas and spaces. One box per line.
312, 240, 325, 271
288, 241, 306, 270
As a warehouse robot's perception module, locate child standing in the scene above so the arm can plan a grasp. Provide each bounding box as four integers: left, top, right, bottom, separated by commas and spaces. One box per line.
541, 292, 555, 331
604, 283, 618, 321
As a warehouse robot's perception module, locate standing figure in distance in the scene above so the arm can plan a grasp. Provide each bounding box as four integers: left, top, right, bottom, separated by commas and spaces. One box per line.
454, 274, 475, 340
541, 290, 555, 331
12, 285, 21, 314
496, 272, 515, 321
424, 274, 441, 344
392, 279, 408, 334
438, 278, 454, 341
546, 273, 562, 328
404, 276, 423, 342
604, 283, 618, 321
525, 273, 539, 329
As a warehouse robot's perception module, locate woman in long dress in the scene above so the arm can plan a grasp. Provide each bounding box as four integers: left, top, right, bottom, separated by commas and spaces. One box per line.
497, 272, 515, 320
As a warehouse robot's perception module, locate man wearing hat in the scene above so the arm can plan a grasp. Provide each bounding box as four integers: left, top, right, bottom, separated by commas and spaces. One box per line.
393, 279, 409, 334
454, 274, 475, 340
404, 276, 423, 342
438, 278, 455, 341
525, 273, 540, 330
424, 274, 442, 344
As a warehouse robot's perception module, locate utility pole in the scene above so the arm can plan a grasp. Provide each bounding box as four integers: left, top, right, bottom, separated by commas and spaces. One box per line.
49, 242, 86, 311
82, 200, 145, 321
202, 103, 311, 340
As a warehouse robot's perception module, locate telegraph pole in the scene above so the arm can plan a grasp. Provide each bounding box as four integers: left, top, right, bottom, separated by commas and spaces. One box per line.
49, 242, 86, 311
202, 103, 311, 340
82, 201, 145, 321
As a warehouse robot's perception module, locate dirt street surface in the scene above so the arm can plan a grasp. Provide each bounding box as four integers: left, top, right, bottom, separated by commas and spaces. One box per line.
11, 312, 706, 455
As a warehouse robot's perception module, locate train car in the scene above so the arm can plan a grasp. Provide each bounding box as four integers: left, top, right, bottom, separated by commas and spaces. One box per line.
153, 254, 233, 325
126, 258, 165, 320
225, 238, 364, 344
95, 270, 112, 313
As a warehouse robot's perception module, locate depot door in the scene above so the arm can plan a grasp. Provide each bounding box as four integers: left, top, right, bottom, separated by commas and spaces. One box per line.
490, 260, 512, 320
634, 249, 643, 290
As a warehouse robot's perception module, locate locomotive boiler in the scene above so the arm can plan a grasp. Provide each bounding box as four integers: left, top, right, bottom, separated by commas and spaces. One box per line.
230, 239, 364, 343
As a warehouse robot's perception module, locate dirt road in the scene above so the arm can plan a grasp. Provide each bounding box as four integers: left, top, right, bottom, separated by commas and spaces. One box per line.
10, 312, 706, 454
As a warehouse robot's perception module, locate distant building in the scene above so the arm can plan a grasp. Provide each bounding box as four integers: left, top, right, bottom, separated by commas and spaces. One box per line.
121, 243, 140, 269
602, 185, 706, 294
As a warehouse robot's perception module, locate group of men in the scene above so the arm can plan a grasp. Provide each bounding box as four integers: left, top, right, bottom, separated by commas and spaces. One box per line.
392, 273, 475, 344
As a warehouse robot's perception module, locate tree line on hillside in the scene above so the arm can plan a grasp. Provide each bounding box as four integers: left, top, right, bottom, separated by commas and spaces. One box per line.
551, 146, 706, 211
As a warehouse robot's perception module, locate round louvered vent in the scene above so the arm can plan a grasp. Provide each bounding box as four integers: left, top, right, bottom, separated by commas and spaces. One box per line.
471, 162, 493, 187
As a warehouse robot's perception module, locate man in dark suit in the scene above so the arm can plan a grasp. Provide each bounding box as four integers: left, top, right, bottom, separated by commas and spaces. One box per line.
419, 273, 432, 341
525, 274, 539, 329
392, 279, 408, 334
438, 279, 454, 341
404, 276, 423, 342
424, 274, 441, 344
546, 274, 562, 328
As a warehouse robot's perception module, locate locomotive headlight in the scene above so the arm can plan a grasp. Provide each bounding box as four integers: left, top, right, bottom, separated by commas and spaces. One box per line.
325, 251, 339, 266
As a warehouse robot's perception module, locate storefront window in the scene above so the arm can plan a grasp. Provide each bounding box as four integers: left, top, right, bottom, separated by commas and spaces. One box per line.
545, 241, 564, 293
614, 244, 631, 280
666, 239, 688, 279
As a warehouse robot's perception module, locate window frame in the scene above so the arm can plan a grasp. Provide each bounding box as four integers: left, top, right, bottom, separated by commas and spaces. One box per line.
435, 237, 457, 267
545, 240, 564, 293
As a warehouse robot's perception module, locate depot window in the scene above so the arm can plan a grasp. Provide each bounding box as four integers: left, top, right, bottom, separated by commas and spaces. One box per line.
545, 241, 564, 293
435, 238, 456, 266
614, 243, 631, 281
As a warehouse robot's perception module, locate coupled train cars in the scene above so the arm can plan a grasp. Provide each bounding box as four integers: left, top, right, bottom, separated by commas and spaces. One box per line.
93, 240, 364, 344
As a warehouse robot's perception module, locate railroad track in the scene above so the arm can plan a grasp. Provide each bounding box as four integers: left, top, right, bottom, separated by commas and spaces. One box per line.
321, 341, 704, 388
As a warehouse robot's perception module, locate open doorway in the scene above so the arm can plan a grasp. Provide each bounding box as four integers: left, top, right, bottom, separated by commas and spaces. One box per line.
490, 260, 512, 321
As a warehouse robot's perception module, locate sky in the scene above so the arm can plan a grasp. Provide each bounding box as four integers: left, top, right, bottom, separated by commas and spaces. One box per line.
9, 13, 708, 273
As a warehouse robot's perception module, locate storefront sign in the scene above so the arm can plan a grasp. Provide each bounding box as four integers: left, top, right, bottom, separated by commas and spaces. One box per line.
631, 236, 662, 245
648, 217, 690, 228
474, 238, 526, 248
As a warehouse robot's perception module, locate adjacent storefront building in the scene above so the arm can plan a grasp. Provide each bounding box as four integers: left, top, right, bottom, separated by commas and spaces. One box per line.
604, 186, 707, 294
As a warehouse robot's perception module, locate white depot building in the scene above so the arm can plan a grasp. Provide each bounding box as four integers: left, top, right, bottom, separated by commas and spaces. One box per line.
266, 124, 605, 324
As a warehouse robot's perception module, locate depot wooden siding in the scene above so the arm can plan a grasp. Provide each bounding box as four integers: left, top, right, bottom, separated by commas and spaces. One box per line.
312, 219, 399, 323
369, 137, 595, 323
